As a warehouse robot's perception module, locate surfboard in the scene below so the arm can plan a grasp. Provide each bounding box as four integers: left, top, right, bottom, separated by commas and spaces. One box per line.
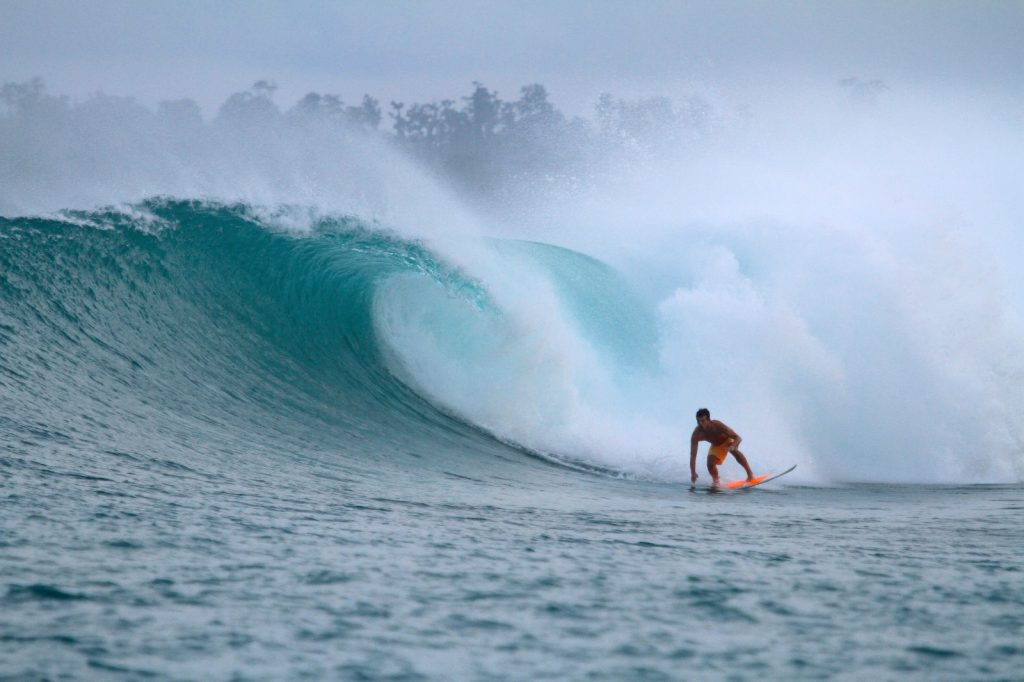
690, 464, 797, 492
719, 464, 797, 490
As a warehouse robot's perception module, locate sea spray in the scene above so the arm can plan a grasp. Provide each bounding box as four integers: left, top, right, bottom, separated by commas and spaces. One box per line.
522, 86, 1024, 482
2, 81, 1021, 483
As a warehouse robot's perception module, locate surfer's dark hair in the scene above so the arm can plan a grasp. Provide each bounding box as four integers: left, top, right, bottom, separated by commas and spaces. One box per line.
696, 408, 710, 419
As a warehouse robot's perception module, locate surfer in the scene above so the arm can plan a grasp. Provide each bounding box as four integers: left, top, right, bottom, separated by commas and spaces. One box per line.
690, 408, 755, 488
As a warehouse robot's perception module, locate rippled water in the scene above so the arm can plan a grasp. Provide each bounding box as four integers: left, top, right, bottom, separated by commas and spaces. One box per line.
3, 446, 1021, 680
2, 203, 1021, 679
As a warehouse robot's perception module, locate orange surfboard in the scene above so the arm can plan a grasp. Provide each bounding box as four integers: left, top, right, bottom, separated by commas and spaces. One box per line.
719, 464, 797, 490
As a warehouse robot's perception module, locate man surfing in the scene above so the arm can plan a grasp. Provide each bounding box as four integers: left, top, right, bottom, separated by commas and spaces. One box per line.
690, 408, 755, 488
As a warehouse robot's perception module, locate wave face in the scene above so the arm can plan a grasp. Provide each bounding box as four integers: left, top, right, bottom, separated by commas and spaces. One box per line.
1, 194, 1022, 485
0, 200, 661, 482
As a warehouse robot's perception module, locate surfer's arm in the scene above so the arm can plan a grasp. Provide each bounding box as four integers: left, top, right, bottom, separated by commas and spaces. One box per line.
719, 422, 741, 451
689, 432, 699, 481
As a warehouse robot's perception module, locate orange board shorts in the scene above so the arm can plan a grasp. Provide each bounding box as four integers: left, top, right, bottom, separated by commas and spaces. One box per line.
708, 442, 733, 465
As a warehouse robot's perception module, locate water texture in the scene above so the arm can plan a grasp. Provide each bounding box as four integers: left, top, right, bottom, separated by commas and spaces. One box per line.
2, 203, 1022, 679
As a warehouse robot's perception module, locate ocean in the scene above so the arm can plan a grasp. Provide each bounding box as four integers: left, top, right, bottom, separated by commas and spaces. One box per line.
1, 200, 1021, 680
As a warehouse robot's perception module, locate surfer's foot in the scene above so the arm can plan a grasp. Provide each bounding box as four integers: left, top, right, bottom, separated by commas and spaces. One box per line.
712, 478, 721, 488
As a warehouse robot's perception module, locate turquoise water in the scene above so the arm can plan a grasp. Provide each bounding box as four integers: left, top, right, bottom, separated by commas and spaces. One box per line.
2, 202, 1022, 679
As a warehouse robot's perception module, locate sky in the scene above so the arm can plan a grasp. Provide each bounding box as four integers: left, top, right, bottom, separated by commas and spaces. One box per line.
2, 0, 1022, 117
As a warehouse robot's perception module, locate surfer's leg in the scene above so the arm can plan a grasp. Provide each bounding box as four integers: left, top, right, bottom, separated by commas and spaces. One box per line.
706, 454, 720, 486
707, 444, 731, 486
731, 450, 755, 481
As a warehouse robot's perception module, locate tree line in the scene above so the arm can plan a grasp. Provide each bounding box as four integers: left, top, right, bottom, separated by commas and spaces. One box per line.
1, 77, 713, 201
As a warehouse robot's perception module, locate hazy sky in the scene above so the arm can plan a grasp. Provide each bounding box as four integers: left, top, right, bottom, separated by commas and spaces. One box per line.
2, 0, 1022, 116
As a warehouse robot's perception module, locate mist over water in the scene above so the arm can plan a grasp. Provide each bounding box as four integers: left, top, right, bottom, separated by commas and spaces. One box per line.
500, 86, 1024, 484
1, 78, 1021, 484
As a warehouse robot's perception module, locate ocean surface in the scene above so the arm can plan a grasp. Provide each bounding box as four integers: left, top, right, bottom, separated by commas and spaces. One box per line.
2, 201, 1022, 680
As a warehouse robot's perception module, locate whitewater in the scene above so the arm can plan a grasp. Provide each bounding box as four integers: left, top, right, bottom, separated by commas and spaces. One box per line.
1, 84, 1023, 679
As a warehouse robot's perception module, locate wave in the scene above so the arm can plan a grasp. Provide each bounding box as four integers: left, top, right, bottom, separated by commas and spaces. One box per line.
0, 199, 660, 481
2, 195, 1022, 485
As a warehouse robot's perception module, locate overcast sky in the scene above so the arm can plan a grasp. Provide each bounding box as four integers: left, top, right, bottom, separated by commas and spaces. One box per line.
2, 0, 1022, 117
